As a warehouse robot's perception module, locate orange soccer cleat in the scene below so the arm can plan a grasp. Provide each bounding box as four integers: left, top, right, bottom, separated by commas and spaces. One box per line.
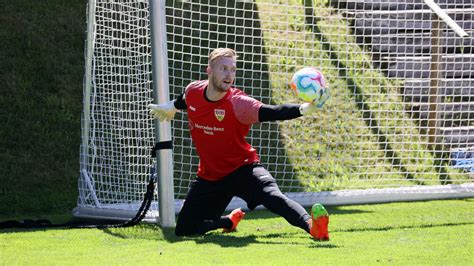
223, 208, 245, 233
309, 203, 329, 241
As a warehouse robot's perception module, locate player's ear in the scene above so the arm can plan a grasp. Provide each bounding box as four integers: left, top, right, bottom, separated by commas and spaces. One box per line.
206, 66, 212, 75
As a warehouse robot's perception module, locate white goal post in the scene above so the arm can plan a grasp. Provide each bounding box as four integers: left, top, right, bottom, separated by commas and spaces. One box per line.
74, 0, 474, 227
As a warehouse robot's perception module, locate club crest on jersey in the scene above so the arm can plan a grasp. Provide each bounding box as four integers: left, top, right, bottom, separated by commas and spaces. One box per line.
214, 109, 225, 122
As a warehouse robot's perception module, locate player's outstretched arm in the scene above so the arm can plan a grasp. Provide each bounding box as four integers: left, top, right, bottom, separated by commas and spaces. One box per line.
148, 101, 178, 121
148, 94, 187, 121
259, 86, 329, 122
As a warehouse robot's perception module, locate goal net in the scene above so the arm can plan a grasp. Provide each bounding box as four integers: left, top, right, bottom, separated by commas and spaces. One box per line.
75, 0, 474, 223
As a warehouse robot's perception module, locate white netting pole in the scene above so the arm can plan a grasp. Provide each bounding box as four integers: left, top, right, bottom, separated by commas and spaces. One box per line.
78, 0, 97, 206
149, 0, 176, 227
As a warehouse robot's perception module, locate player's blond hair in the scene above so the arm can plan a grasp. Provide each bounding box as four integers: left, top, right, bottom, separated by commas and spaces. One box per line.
208, 48, 238, 66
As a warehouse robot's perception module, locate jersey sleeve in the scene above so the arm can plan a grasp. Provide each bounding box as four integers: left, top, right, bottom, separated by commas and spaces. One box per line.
258, 104, 302, 122
173, 93, 187, 110
231, 95, 263, 125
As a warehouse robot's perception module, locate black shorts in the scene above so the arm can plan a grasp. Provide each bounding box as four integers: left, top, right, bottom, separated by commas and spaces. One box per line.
175, 163, 278, 229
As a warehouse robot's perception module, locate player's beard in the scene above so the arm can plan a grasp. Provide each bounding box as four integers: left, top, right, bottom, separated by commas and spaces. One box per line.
210, 75, 232, 93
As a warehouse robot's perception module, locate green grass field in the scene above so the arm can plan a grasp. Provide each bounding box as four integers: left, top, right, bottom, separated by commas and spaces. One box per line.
1, 199, 473, 264
1, 1, 473, 265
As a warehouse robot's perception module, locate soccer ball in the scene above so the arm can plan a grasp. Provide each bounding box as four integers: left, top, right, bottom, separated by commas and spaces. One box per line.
290, 67, 327, 102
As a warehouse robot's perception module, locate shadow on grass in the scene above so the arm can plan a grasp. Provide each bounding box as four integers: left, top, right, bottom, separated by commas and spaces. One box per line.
0, 220, 339, 248
162, 228, 339, 248
335, 221, 474, 233
325, 206, 374, 215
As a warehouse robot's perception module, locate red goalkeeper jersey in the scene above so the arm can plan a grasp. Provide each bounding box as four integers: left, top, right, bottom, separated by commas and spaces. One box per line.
185, 80, 263, 181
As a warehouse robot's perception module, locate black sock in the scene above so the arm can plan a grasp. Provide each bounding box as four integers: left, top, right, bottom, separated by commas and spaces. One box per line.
196, 217, 233, 234
218, 216, 233, 230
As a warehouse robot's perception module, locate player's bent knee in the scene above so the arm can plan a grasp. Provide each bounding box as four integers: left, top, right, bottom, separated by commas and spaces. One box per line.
175, 227, 196, 236
175, 221, 199, 236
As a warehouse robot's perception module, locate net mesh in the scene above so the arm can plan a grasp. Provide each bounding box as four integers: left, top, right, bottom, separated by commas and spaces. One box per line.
167, 0, 473, 198
77, 0, 474, 219
78, 0, 157, 213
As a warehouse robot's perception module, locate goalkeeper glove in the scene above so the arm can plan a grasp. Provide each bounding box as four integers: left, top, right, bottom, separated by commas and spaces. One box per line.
299, 87, 330, 115
148, 100, 178, 121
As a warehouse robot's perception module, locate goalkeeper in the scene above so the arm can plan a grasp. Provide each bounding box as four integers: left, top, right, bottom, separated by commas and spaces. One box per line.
149, 48, 329, 241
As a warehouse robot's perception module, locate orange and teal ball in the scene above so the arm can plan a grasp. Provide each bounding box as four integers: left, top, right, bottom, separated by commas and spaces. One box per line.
290, 67, 326, 102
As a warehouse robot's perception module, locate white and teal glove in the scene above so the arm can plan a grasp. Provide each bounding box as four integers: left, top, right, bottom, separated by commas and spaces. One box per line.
148, 100, 178, 121
299, 87, 330, 115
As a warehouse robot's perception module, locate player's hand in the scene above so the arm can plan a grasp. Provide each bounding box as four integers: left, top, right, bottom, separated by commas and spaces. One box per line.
314, 86, 330, 108
299, 87, 330, 115
148, 100, 178, 121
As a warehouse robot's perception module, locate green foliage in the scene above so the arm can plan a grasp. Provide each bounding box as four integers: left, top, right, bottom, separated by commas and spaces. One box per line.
0, 0, 85, 215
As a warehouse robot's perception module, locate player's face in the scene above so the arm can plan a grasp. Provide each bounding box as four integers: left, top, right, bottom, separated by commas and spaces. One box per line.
208, 57, 236, 93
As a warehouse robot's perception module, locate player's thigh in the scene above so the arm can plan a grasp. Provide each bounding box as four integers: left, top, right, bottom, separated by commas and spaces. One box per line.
236, 164, 282, 207
177, 178, 232, 222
